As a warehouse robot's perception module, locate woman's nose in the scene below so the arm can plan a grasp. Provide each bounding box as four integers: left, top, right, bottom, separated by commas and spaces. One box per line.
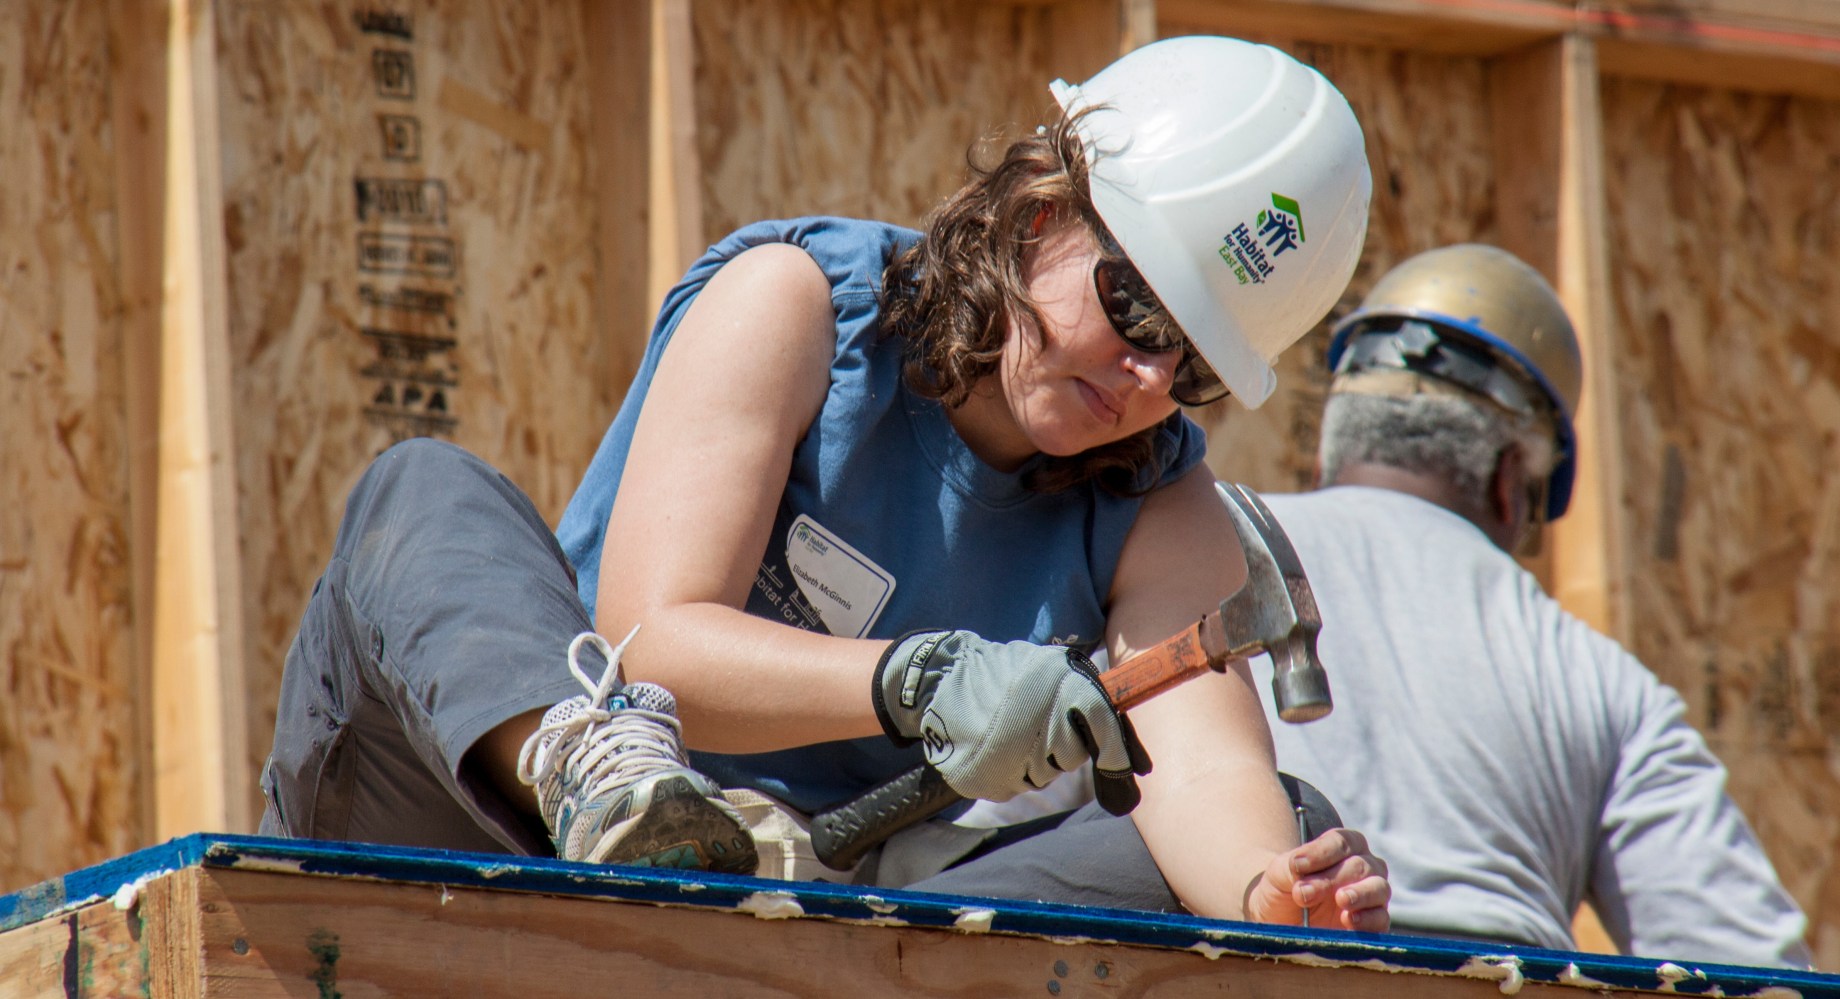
1123, 347, 1179, 394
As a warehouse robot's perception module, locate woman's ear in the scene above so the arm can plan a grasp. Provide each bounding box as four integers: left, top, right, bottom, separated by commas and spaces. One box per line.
1030, 205, 1053, 236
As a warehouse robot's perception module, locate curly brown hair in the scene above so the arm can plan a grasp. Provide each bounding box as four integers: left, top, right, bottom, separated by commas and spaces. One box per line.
879, 110, 1177, 497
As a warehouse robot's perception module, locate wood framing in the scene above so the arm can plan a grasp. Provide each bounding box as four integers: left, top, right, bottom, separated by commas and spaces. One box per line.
6, 0, 1840, 973
587, 0, 655, 390
151, 0, 253, 844
1488, 35, 1630, 641
6, 835, 1836, 998
1156, 0, 1840, 99
649, 0, 703, 308
105, 0, 171, 860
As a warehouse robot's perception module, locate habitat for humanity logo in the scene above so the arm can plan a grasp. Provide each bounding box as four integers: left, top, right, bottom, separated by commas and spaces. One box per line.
1219, 193, 1305, 286
792, 522, 830, 555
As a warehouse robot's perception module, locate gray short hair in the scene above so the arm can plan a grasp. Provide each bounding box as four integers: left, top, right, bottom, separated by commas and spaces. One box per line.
1319, 391, 1555, 499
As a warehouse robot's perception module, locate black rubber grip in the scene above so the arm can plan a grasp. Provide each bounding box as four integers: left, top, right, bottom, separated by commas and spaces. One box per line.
809, 764, 962, 871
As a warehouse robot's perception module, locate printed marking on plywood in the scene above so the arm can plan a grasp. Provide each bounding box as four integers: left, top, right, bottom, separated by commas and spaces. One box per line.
360, 328, 458, 441
378, 115, 421, 162
357, 234, 456, 278
355, 177, 445, 225
372, 49, 415, 100
354, 10, 413, 41
357, 284, 454, 327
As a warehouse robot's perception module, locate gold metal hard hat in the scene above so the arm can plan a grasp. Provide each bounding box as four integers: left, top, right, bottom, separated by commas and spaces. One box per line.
1325, 244, 1583, 520
1331, 244, 1581, 420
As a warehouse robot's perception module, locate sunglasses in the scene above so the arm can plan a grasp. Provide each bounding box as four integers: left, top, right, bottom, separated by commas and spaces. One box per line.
1091, 235, 1229, 406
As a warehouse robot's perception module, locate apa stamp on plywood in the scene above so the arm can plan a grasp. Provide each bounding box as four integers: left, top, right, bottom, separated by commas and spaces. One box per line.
378, 115, 420, 161
372, 49, 415, 100
361, 328, 458, 441
358, 234, 456, 278
358, 284, 453, 327
361, 328, 455, 363
354, 9, 412, 40
354, 177, 447, 225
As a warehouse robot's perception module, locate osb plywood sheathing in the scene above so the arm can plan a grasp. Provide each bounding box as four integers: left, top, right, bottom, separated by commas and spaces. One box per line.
0, 2, 140, 892
210, 2, 626, 825
1603, 76, 1840, 961
687, 0, 1122, 242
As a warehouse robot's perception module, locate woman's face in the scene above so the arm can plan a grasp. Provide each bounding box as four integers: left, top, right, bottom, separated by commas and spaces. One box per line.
996, 221, 1183, 457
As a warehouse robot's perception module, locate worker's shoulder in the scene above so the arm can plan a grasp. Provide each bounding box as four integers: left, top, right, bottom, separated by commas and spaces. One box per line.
1259, 485, 1456, 543
711, 216, 918, 295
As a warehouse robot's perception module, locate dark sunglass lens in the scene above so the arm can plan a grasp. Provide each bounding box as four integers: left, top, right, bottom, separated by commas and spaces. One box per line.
1172, 350, 1230, 406
1093, 259, 1178, 353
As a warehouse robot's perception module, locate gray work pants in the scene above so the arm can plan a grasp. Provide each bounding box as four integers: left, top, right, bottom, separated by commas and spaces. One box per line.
258, 438, 1337, 911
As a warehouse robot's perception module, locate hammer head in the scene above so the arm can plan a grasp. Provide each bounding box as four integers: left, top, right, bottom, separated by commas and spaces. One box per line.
1215, 483, 1332, 723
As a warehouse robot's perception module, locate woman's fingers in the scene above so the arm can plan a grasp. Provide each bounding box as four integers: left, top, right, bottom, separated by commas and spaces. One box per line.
1289, 827, 1391, 931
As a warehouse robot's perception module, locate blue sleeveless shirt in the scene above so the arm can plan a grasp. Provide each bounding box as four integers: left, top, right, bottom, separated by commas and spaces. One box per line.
556, 217, 1206, 813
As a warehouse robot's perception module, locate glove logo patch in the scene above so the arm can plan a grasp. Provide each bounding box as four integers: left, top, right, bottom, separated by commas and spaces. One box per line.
919, 708, 953, 764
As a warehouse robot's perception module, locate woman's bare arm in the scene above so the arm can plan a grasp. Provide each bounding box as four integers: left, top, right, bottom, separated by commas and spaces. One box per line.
1108, 467, 1389, 927
594, 243, 888, 752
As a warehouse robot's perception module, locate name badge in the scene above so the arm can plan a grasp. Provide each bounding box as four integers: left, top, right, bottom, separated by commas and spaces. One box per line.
785, 514, 895, 639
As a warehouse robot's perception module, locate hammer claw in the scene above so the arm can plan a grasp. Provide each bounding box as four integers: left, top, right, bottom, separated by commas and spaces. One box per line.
1215, 483, 1333, 724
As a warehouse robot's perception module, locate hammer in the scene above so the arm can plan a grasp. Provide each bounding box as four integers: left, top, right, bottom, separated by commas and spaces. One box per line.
809, 482, 1331, 871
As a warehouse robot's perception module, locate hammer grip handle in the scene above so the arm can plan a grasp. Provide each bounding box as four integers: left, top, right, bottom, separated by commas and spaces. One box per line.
810, 762, 959, 871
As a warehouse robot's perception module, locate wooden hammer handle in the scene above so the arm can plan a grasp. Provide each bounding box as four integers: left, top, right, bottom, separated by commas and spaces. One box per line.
1099, 610, 1225, 710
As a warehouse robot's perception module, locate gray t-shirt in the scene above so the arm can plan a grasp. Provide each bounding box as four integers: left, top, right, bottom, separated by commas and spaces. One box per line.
1257, 486, 1810, 967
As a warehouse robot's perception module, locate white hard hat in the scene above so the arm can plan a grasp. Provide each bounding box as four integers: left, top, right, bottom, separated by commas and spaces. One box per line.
1053, 36, 1372, 409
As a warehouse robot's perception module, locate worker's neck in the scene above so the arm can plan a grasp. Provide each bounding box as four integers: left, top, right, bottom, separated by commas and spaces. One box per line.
1325, 462, 1504, 549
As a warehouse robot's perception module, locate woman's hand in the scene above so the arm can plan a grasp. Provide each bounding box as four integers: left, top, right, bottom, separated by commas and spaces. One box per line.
1247, 827, 1391, 932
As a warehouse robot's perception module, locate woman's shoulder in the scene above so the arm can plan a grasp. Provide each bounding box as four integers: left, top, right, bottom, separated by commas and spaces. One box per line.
1145, 413, 1209, 491
711, 217, 920, 286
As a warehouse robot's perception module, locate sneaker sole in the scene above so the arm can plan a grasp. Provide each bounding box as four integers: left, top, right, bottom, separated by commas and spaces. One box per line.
585, 774, 759, 876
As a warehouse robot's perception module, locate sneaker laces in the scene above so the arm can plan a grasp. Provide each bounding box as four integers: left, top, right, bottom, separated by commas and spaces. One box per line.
516, 626, 689, 808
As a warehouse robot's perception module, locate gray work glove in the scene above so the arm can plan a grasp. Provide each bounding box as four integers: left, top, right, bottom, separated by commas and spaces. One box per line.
872, 630, 1153, 815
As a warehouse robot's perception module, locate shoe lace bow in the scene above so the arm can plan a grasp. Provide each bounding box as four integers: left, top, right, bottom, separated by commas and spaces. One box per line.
516, 626, 685, 800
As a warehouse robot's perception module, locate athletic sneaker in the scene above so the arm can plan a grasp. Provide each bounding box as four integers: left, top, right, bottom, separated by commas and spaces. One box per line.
517, 628, 757, 874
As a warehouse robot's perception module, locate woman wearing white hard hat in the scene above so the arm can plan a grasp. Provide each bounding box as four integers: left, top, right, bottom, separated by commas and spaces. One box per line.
260, 36, 1385, 929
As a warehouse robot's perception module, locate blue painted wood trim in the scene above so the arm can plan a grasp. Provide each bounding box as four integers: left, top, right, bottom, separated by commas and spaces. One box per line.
4, 833, 1837, 997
